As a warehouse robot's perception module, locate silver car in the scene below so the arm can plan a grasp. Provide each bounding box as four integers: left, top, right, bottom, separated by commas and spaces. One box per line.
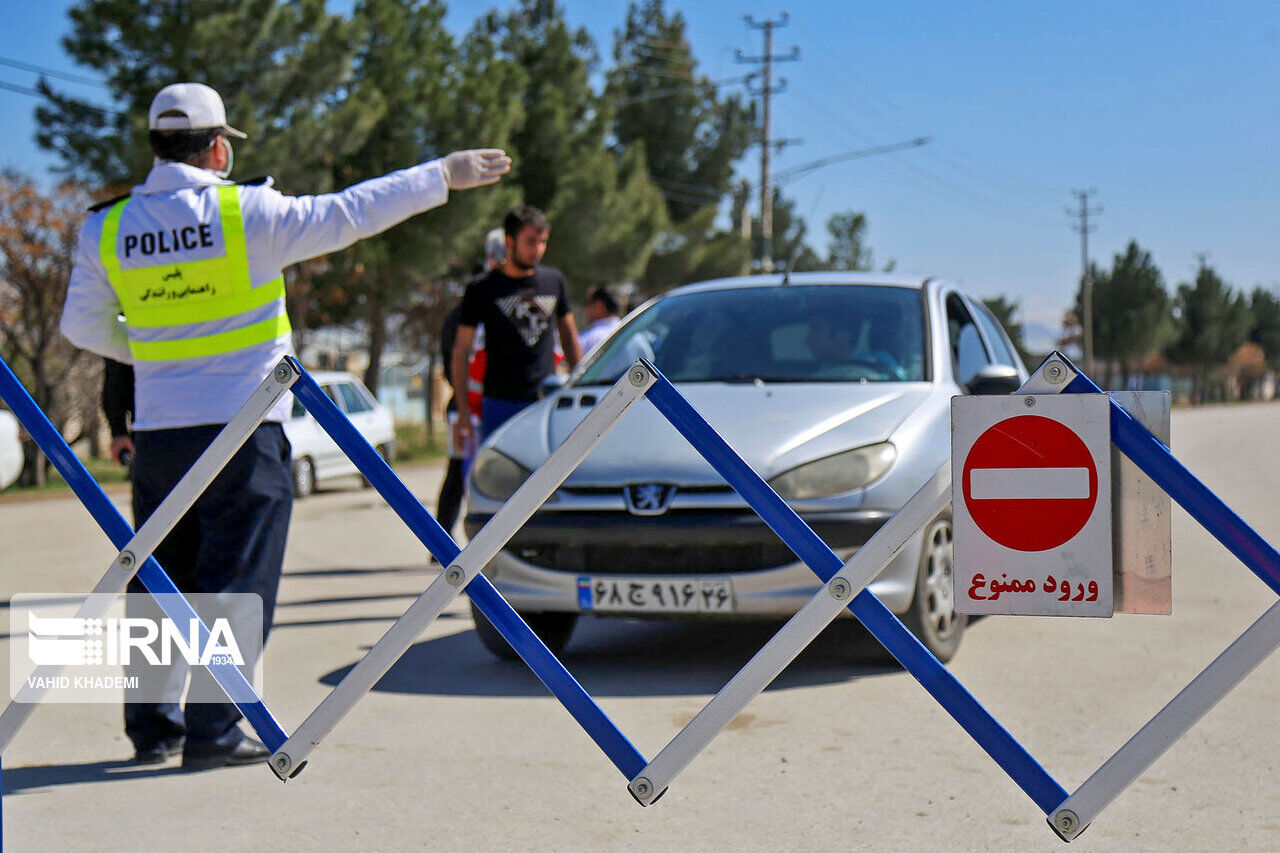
464, 273, 1027, 662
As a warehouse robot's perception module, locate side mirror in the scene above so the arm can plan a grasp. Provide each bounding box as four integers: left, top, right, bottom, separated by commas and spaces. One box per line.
541, 372, 568, 395
965, 364, 1022, 396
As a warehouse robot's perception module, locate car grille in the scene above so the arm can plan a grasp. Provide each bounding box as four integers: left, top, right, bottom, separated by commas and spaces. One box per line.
507, 543, 801, 575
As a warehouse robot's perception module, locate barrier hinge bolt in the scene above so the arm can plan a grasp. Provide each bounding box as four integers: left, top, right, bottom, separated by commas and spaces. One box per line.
629, 367, 649, 387
118, 551, 135, 569
1044, 361, 1066, 385
1054, 809, 1079, 835
445, 565, 465, 587
828, 577, 852, 601
632, 777, 653, 799
274, 364, 291, 383
272, 753, 290, 773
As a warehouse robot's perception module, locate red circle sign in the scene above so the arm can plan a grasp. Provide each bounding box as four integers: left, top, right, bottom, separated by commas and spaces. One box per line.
961, 415, 1099, 552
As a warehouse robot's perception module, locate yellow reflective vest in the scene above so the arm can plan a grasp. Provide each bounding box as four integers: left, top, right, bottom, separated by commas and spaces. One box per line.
98, 184, 290, 362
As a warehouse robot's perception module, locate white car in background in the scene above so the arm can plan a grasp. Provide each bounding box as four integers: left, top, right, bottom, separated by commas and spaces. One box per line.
0, 410, 23, 490
284, 371, 395, 498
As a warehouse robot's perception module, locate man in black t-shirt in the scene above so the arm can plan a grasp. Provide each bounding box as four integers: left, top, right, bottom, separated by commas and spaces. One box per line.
451, 205, 582, 447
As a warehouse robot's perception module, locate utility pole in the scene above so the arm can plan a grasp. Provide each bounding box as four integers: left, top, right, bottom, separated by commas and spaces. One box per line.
737, 13, 799, 273
1067, 189, 1101, 375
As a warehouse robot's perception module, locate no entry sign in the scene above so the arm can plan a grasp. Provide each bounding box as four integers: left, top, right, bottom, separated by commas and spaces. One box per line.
952, 394, 1113, 617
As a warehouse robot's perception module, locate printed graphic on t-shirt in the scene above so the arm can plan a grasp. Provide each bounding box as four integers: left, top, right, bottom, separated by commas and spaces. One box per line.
496, 293, 560, 347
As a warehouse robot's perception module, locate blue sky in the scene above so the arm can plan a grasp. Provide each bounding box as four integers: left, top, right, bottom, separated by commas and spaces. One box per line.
2, 1, 1277, 347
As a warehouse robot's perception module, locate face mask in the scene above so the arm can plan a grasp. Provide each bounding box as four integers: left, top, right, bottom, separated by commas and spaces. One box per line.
213, 136, 234, 180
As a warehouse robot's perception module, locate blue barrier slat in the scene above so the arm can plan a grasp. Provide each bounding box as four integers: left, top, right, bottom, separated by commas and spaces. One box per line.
289, 361, 648, 779
0, 358, 287, 752
643, 370, 1069, 813
1064, 373, 1280, 597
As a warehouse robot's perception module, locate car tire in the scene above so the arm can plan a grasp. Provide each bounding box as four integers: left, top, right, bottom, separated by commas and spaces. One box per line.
470, 600, 577, 661
361, 444, 392, 489
292, 456, 315, 499
902, 512, 967, 663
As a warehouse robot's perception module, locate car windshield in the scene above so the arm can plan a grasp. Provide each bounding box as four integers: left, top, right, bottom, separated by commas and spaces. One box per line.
574, 284, 927, 385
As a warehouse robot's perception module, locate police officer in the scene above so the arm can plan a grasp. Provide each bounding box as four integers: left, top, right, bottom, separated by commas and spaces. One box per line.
61, 82, 510, 769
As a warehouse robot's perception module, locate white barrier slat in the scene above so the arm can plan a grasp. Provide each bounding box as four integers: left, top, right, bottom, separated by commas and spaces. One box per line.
629, 464, 951, 803
0, 360, 298, 750
272, 365, 656, 776
1050, 599, 1280, 840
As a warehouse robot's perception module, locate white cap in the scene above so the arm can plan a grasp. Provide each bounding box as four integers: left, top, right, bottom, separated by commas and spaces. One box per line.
148, 83, 247, 139
484, 228, 506, 264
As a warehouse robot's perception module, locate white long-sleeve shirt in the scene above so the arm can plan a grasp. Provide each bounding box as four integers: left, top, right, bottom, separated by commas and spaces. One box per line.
62, 160, 449, 430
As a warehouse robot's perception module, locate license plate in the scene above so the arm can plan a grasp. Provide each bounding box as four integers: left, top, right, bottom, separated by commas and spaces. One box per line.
578, 577, 734, 614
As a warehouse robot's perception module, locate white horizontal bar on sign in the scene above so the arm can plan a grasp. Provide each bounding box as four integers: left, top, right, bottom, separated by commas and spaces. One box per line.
969, 467, 1090, 500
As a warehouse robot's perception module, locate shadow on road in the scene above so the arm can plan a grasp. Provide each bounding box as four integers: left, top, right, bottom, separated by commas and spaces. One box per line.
320, 617, 899, 698
1, 759, 187, 795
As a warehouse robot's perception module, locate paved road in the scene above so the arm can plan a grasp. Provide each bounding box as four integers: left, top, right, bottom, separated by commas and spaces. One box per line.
2, 403, 1279, 851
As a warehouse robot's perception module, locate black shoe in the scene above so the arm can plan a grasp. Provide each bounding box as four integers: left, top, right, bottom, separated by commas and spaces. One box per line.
134, 738, 185, 766
182, 737, 270, 771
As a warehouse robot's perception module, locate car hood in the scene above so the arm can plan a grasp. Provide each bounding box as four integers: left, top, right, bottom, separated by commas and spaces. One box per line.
491, 381, 933, 485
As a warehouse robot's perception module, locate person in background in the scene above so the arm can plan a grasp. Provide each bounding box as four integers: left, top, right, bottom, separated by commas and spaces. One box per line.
434, 229, 502, 537
60, 81, 510, 770
576, 286, 622, 356
451, 205, 582, 449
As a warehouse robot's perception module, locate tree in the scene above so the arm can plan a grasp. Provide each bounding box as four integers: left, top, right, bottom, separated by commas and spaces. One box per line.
39, 0, 379, 371
1248, 287, 1280, 371
0, 172, 100, 485
1078, 241, 1170, 388
477, 0, 667, 298
825, 210, 874, 271
981, 296, 1034, 367
1165, 263, 1251, 402
312, 0, 521, 393
38, 0, 369, 192
607, 0, 753, 225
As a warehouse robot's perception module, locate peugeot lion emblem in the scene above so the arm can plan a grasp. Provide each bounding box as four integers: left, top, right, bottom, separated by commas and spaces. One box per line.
624, 483, 676, 516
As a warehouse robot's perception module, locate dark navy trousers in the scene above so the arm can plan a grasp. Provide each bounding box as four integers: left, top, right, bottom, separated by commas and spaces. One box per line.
124, 422, 292, 755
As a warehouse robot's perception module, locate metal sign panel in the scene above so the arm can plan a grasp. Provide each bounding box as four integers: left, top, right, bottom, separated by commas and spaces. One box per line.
1110, 391, 1172, 614
952, 394, 1113, 616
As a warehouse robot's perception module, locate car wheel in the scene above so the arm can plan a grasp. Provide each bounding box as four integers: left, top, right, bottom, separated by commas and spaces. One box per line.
902, 513, 967, 663
361, 444, 391, 489
470, 600, 577, 661
292, 456, 315, 498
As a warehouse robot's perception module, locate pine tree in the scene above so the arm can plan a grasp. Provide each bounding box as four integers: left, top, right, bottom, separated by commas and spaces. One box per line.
476, 0, 667, 298
607, 0, 754, 225
315, 0, 522, 392
38, 0, 368, 192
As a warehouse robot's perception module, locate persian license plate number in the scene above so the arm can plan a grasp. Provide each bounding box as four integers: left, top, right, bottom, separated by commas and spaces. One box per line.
581, 577, 734, 613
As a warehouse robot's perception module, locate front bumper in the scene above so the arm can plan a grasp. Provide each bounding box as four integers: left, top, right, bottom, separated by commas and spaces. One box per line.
462, 508, 922, 617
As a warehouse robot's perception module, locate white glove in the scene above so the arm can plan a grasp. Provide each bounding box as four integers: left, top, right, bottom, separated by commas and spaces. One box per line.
441, 149, 511, 191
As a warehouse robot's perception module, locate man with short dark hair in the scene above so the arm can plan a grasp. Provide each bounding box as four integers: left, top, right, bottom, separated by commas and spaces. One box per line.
435, 229, 503, 536
451, 205, 582, 448
62, 81, 510, 770
577, 286, 622, 355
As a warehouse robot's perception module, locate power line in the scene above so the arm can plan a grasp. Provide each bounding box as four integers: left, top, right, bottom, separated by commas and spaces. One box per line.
0, 79, 118, 116
0, 55, 108, 89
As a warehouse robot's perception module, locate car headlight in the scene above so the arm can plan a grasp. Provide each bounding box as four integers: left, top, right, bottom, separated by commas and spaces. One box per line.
769, 442, 897, 500
471, 447, 533, 501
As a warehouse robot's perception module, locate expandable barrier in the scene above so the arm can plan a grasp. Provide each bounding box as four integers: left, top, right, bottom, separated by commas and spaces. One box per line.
3, 350, 1277, 845
0, 356, 296, 849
